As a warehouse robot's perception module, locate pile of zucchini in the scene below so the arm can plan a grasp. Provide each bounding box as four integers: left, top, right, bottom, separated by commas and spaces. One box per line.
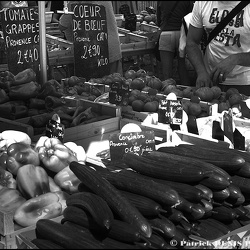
31, 144, 250, 249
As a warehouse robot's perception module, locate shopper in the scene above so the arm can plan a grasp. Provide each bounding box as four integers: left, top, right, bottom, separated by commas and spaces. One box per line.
156, 1, 194, 85
50, 1, 64, 23
186, 1, 250, 95
57, 1, 123, 75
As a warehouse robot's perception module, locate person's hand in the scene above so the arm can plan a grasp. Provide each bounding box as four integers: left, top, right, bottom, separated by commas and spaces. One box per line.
196, 71, 212, 88
210, 55, 236, 85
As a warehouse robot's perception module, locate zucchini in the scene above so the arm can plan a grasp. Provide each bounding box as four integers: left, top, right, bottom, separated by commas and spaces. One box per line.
212, 188, 230, 202
148, 233, 172, 249
233, 205, 250, 219
233, 162, 250, 178
194, 184, 213, 200
148, 179, 211, 203
35, 219, 105, 249
96, 169, 181, 209
149, 217, 176, 240
107, 219, 151, 245
31, 238, 65, 249
197, 199, 213, 216
120, 190, 168, 217
226, 183, 245, 206
211, 205, 239, 222
160, 208, 188, 224
203, 218, 231, 235
62, 205, 103, 234
159, 144, 245, 171
182, 202, 206, 221
199, 172, 230, 190
63, 221, 140, 249
171, 227, 190, 245
123, 152, 213, 183
66, 192, 114, 231
179, 219, 201, 237
195, 219, 226, 240
225, 219, 242, 231
69, 162, 152, 238
231, 175, 250, 194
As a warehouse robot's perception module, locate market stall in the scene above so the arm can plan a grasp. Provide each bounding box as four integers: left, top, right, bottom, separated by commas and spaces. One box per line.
1, 1, 250, 249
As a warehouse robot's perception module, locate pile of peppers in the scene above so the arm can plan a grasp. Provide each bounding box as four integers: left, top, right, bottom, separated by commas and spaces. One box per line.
0, 134, 86, 227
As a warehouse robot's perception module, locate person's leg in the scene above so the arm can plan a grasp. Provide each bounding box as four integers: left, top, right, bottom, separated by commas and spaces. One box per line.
174, 30, 190, 86
178, 56, 191, 86
160, 50, 174, 80
159, 31, 175, 80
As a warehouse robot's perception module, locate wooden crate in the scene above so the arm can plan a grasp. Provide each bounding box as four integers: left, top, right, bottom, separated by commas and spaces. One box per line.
15, 98, 121, 144
0, 214, 63, 249
133, 23, 160, 42
0, 117, 34, 139
173, 130, 230, 149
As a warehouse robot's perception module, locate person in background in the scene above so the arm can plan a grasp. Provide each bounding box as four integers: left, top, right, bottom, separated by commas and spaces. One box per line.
157, 1, 194, 85
57, 1, 123, 75
50, 1, 63, 23
186, 1, 250, 95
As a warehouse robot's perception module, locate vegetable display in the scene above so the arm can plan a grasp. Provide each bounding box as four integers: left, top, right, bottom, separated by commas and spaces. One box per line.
2, 128, 250, 249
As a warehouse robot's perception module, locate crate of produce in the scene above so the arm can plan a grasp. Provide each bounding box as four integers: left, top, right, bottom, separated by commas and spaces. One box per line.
0, 117, 34, 139
0, 214, 63, 249
133, 22, 160, 42
16, 98, 121, 144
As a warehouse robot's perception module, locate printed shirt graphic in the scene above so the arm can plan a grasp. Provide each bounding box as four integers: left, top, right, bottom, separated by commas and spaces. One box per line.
190, 1, 250, 85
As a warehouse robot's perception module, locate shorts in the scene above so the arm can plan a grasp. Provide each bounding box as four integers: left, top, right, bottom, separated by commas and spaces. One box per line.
159, 31, 181, 53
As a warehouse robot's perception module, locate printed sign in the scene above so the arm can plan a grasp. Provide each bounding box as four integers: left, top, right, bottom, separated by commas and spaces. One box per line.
109, 81, 129, 106
0, 7, 41, 79
71, 3, 110, 80
109, 131, 155, 161
158, 99, 183, 125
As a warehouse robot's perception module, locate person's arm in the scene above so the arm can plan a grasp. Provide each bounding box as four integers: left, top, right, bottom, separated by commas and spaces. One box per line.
186, 24, 212, 87
186, 24, 206, 76
233, 53, 250, 67
210, 52, 250, 84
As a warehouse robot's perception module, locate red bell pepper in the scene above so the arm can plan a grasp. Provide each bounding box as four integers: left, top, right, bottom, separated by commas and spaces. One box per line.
0, 151, 7, 170
14, 191, 68, 227
0, 187, 26, 212
16, 164, 50, 200
38, 138, 77, 173
0, 168, 16, 189
6, 142, 40, 175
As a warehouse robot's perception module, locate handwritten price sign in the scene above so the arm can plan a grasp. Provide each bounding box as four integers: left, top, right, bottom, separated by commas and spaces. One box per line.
0, 7, 40, 77
109, 131, 155, 162
72, 3, 110, 80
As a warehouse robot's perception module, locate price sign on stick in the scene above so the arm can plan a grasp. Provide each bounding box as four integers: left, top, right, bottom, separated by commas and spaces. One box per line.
109, 81, 130, 106
158, 99, 183, 125
109, 131, 155, 162
0, 7, 41, 78
71, 3, 110, 80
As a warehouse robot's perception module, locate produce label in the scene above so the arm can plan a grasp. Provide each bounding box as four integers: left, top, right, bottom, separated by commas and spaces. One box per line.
0, 7, 41, 79
158, 99, 183, 125
71, 3, 110, 80
109, 81, 129, 106
109, 131, 155, 161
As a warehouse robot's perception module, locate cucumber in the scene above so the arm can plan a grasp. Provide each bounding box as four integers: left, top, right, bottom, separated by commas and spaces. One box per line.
69, 162, 152, 238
